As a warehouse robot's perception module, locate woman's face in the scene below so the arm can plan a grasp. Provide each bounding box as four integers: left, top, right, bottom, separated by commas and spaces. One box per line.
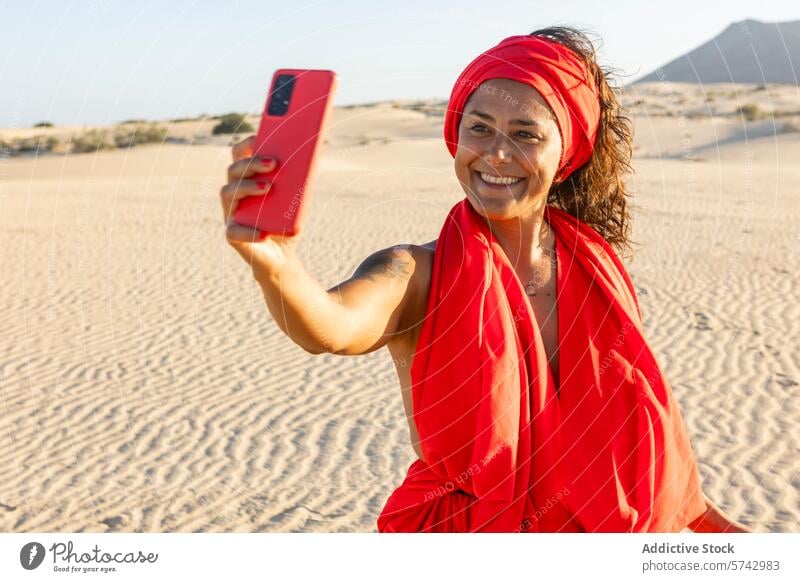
454, 78, 562, 221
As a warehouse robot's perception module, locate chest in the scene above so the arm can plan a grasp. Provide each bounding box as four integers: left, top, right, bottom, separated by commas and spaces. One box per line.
519, 247, 561, 393
528, 290, 560, 391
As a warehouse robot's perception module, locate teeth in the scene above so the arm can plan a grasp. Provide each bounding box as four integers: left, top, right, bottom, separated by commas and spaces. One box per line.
479, 172, 523, 185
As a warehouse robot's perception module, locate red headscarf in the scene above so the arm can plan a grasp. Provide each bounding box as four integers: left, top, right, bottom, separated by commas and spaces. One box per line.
444, 34, 601, 180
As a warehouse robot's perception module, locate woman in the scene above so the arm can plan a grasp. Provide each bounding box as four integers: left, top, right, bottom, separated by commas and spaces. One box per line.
219, 27, 751, 533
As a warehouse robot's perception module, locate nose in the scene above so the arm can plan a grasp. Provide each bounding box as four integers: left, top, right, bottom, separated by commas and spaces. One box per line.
484, 130, 513, 164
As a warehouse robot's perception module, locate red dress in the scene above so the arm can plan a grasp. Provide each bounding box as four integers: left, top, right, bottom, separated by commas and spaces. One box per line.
377, 200, 706, 533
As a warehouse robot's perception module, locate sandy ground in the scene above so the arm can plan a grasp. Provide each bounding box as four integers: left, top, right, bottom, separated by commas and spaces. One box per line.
0, 83, 798, 532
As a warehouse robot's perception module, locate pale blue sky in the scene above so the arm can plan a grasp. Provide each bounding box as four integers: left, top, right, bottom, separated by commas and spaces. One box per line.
1, 0, 797, 127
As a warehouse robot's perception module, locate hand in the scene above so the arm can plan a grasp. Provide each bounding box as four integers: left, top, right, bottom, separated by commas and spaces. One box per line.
220, 135, 298, 275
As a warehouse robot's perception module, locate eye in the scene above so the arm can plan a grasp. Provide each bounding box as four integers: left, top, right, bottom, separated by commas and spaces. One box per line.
469, 123, 489, 133
516, 131, 540, 140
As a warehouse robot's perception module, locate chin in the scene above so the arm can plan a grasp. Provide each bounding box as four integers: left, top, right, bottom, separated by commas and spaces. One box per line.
463, 191, 517, 221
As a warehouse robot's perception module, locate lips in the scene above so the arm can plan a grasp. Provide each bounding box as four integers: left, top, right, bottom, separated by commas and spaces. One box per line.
473, 169, 526, 190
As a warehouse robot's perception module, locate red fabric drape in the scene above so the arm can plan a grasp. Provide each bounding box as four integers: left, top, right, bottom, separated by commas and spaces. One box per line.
377, 200, 706, 532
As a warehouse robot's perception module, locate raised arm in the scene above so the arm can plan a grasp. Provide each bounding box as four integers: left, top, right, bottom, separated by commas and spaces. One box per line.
220, 135, 424, 356
252, 244, 421, 355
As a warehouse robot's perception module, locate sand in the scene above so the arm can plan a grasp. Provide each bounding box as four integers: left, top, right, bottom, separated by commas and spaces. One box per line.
0, 83, 797, 532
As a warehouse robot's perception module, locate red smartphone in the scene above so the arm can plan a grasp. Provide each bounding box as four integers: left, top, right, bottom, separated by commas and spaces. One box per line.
234, 69, 337, 237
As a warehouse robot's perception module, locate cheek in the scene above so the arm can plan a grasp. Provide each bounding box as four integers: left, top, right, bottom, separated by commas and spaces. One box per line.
523, 143, 561, 176
453, 142, 476, 178
454, 155, 470, 186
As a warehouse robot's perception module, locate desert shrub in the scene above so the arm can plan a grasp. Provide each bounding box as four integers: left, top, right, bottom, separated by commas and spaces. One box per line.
781, 118, 800, 133
14, 138, 36, 153
113, 123, 167, 148
169, 114, 209, 123
70, 129, 115, 153
12, 135, 58, 154
212, 113, 254, 135
33, 121, 54, 127
736, 103, 762, 121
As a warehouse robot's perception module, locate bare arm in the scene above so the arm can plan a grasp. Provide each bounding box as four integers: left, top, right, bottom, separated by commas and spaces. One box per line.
220, 135, 422, 356
252, 245, 420, 355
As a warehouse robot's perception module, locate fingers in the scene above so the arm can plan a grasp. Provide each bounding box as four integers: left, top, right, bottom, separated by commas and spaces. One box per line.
226, 221, 268, 244
221, 177, 272, 202
220, 178, 272, 221
227, 156, 277, 183
231, 135, 256, 162
224, 136, 279, 247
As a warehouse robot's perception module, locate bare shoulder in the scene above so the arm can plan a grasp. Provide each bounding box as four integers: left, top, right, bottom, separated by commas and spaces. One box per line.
410, 239, 437, 291
349, 240, 437, 356
344, 240, 437, 332
350, 244, 416, 282
389, 240, 437, 347
322, 241, 440, 357
421, 239, 437, 252
353, 241, 435, 282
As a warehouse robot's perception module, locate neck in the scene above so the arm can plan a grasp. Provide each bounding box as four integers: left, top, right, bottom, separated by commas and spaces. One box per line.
483, 201, 554, 270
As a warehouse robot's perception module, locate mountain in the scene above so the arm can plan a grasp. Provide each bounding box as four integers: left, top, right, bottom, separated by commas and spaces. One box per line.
635, 19, 800, 84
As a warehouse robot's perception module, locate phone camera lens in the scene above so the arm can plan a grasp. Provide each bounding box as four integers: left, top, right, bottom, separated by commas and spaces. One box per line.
267, 74, 296, 116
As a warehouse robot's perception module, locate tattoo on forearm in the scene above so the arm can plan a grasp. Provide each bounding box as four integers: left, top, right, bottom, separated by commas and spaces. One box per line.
354, 248, 413, 283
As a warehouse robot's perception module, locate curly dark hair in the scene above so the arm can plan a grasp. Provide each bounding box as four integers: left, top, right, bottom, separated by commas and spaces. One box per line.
530, 26, 637, 259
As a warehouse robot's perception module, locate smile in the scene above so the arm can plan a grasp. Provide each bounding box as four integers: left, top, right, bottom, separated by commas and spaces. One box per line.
475, 171, 525, 186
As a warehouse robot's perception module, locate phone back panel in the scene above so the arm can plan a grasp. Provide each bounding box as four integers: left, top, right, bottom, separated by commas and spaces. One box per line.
234, 69, 337, 236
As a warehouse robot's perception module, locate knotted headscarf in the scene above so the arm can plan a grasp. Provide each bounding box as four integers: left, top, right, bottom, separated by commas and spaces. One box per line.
444, 34, 601, 180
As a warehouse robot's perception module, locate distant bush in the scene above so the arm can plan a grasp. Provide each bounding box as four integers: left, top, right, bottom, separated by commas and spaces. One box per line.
15, 137, 40, 153
212, 113, 254, 135
168, 114, 209, 123
736, 103, 762, 121
113, 123, 167, 148
31, 135, 58, 151
781, 119, 800, 133
33, 121, 54, 127
70, 129, 115, 153
2, 135, 59, 155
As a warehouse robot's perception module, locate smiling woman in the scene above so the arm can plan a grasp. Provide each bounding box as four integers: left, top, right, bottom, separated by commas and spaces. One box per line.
373, 28, 750, 533
220, 26, 751, 534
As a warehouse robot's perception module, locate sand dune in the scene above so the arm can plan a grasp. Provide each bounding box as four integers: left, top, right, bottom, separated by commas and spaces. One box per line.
0, 91, 798, 532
